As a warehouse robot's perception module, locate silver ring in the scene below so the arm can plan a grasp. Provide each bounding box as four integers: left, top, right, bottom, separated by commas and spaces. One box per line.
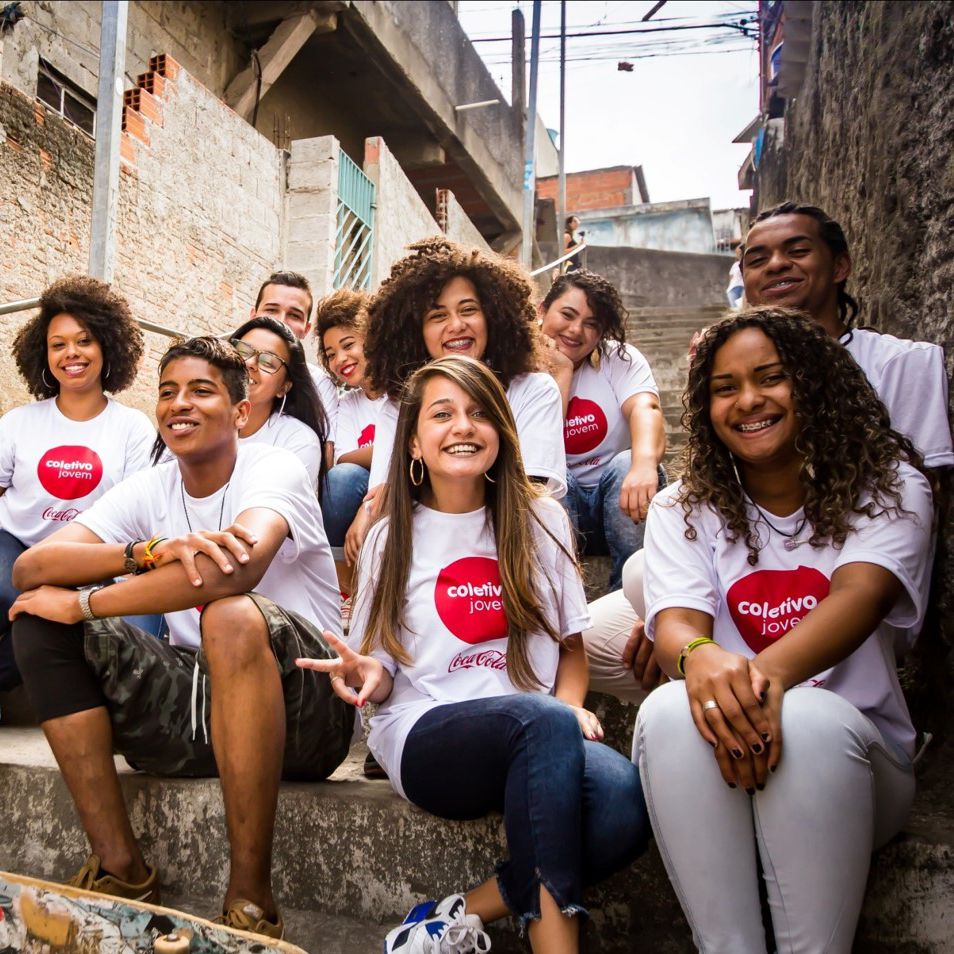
702, 699, 720, 712
330, 674, 345, 684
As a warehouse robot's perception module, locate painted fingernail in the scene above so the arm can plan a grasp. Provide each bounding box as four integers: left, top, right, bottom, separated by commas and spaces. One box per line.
759, 690, 767, 703
756, 783, 765, 791
731, 748, 743, 760
745, 787, 755, 796
752, 743, 764, 755
727, 782, 737, 789
770, 765, 777, 773
761, 733, 771, 743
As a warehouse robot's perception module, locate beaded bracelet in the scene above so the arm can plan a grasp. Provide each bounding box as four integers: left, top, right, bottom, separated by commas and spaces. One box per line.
676, 636, 717, 677
141, 535, 167, 572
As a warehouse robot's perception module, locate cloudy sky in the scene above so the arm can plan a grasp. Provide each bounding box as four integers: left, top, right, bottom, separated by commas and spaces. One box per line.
457, 0, 759, 210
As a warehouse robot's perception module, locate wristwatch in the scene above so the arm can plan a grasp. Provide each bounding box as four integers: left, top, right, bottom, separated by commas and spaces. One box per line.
78, 587, 98, 622
123, 540, 143, 575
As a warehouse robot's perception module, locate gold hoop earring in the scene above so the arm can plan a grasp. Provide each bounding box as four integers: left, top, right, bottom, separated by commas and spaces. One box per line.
484, 470, 496, 483
409, 457, 425, 487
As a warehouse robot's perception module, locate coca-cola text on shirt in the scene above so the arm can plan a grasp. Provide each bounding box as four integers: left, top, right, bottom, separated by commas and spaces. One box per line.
448, 648, 508, 673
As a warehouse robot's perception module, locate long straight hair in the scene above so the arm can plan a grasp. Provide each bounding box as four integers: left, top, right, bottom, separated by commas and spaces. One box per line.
359, 355, 576, 691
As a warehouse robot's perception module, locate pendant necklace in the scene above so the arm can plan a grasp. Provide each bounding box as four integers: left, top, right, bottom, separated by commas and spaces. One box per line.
751, 501, 807, 551
180, 478, 230, 533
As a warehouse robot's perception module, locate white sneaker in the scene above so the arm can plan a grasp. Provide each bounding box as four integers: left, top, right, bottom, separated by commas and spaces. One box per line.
383, 894, 491, 953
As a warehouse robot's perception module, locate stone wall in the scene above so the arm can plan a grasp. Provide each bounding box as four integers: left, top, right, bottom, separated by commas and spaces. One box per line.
0, 58, 284, 418
363, 136, 441, 287
756, 0, 954, 733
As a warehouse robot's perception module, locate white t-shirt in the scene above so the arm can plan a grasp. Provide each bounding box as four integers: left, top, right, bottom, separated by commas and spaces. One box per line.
842, 329, 954, 468
643, 466, 933, 757
368, 372, 568, 498
0, 398, 155, 547
77, 443, 341, 651
308, 362, 340, 436
333, 390, 386, 464
241, 414, 322, 486
564, 343, 658, 485
349, 497, 590, 798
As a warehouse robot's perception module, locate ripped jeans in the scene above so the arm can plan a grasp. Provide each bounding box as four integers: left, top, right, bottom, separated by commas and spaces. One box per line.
400, 693, 650, 929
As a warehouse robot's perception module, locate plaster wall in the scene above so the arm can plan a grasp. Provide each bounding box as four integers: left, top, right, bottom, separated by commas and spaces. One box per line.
363, 136, 441, 287
441, 191, 493, 254
578, 200, 716, 254
0, 1, 244, 105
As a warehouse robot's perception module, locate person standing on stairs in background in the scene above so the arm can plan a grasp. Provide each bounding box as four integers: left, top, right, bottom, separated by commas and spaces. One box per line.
540, 270, 666, 593
0, 275, 157, 693
251, 270, 339, 459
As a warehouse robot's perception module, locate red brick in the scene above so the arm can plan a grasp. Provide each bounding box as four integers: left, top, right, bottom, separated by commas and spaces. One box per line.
120, 131, 137, 165
148, 54, 180, 80
137, 71, 167, 99
37, 148, 51, 169
33, 105, 45, 126
124, 87, 163, 126
122, 108, 150, 146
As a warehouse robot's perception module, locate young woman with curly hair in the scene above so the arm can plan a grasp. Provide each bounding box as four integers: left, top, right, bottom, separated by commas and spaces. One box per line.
633, 307, 933, 953
354, 238, 566, 562
0, 275, 155, 688
297, 356, 648, 953
539, 270, 666, 590
315, 289, 385, 578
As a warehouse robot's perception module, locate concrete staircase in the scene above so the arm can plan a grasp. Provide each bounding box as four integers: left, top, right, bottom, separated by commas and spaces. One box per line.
624, 304, 727, 470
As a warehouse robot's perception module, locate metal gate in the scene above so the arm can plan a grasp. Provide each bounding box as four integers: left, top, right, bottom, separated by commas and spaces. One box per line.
333, 151, 375, 289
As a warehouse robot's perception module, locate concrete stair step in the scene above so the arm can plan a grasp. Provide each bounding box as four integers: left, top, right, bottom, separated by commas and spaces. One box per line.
3, 725, 953, 952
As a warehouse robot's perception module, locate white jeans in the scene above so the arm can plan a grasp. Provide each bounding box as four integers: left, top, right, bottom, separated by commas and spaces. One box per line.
583, 551, 646, 703
634, 682, 915, 954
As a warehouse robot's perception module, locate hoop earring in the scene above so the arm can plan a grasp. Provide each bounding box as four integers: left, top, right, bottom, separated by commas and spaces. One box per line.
804, 460, 816, 481
42, 369, 54, 391
484, 470, 496, 483
103, 363, 111, 383
730, 455, 743, 488
278, 392, 287, 417
409, 457, 425, 487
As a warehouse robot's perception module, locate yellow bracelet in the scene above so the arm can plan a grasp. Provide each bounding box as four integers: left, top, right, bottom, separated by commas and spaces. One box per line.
676, 636, 717, 677
141, 535, 167, 571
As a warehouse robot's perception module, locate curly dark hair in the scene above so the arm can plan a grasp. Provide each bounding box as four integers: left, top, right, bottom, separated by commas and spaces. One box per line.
744, 201, 859, 328
14, 275, 144, 398
540, 269, 629, 359
314, 288, 370, 371
364, 237, 542, 400
677, 306, 923, 565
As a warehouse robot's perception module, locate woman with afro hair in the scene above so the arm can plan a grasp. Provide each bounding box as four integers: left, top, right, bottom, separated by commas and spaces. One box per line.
634, 307, 932, 952
350, 238, 566, 563
0, 276, 155, 689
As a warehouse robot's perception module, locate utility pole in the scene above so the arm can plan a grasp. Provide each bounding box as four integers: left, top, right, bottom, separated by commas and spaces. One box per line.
557, 0, 567, 246
520, 0, 542, 268
511, 8, 526, 123
88, 0, 128, 281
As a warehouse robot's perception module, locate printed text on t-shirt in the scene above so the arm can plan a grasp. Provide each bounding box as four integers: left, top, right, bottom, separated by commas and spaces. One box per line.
434, 556, 509, 644
37, 445, 104, 501
564, 397, 607, 455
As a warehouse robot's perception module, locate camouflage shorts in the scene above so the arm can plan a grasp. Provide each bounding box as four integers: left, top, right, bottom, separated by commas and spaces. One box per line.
82, 592, 355, 780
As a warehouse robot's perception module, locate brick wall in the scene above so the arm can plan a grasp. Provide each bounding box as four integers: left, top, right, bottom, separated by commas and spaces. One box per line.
537, 166, 635, 215
0, 57, 284, 417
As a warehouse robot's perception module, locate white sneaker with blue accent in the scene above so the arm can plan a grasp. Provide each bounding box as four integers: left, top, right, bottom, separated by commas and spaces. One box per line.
383, 894, 491, 953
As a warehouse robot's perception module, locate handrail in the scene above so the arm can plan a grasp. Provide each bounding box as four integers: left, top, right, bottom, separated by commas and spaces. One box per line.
0, 297, 183, 338
529, 242, 587, 277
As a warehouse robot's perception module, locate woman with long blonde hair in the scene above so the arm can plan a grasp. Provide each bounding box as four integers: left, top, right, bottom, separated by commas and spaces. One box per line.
298, 355, 648, 953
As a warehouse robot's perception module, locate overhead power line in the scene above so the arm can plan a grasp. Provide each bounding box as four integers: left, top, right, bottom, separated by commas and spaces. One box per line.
470, 20, 756, 43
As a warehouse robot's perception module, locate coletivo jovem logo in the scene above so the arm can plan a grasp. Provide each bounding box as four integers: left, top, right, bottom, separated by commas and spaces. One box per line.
564, 397, 607, 455
357, 423, 376, 448
434, 556, 508, 644
727, 566, 830, 653
37, 446, 104, 500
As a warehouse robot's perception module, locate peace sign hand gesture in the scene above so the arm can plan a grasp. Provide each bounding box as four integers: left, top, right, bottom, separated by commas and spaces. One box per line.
296, 630, 392, 707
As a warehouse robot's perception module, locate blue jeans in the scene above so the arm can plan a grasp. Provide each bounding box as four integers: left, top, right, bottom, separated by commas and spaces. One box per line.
400, 693, 649, 929
0, 530, 27, 691
321, 463, 369, 549
562, 452, 667, 591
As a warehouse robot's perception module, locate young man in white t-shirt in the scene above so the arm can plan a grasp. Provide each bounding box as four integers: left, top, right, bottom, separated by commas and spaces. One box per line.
586, 201, 954, 703
252, 270, 340, 439
9, 337, 352, 941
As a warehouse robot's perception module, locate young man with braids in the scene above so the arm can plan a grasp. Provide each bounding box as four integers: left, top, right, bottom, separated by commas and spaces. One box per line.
741, 201, 954, 470
9, 336, 353, 942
